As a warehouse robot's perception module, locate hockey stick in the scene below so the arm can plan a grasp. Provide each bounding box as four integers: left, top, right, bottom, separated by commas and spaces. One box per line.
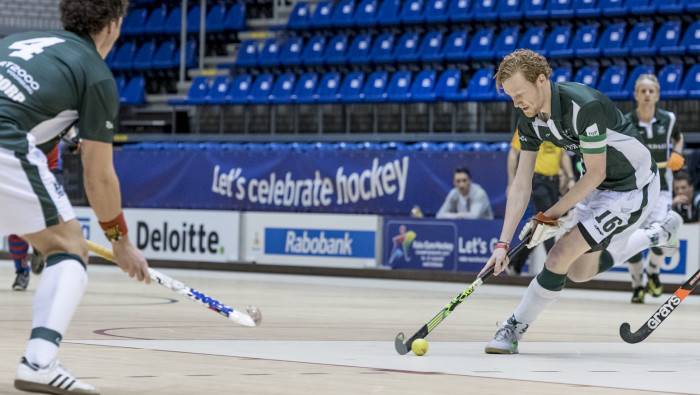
86, 240, 262, 327
619, 267, 700, 344
394, 235, 531, 355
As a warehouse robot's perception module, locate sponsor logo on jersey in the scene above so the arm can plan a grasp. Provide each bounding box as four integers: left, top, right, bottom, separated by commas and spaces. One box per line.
657, 126, 666, 135
105, 121, 114, 130
585, 124, 599, 137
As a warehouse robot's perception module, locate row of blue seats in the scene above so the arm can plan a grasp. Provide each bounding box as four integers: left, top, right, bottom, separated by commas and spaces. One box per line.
234, 21, 700, 69
121, 3, 246, 36
107, 40, 197, 71
121, 141, 511, 152
116, 77, 146, 106
288, 0, 699, 30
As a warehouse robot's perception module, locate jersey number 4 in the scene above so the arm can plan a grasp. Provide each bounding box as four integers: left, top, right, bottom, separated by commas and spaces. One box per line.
9, 37, 65, 61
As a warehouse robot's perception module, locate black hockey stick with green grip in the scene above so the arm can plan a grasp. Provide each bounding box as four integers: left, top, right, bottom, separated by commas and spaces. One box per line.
394, 235, 531, 355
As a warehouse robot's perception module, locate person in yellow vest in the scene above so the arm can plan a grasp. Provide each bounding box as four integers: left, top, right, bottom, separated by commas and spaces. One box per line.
506, 129, 575, 274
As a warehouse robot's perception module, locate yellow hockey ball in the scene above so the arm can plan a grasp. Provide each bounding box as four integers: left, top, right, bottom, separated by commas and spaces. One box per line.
411, 339, 429, 356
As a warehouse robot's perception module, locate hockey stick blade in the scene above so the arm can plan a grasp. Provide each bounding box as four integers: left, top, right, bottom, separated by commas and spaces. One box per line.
86, 240, 261, 327
394, 235, 530, 355
619, 267, 700, 344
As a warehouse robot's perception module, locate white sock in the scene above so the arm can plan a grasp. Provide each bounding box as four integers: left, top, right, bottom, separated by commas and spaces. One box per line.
511, 278, 562, 339
648, 251, 664, 275
615, 226, 660, 263
25, 257, 87, 368
628, 260, 645, 288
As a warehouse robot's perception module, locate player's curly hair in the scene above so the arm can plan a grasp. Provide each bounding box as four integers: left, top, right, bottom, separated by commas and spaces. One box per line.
494, 49, 552, 93
60, 0, 129, 36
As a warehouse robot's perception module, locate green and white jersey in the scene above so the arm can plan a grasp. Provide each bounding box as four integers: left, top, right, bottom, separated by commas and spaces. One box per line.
0, 31, 118, 154
625, 108, 680, 191
517, 81, 656, 192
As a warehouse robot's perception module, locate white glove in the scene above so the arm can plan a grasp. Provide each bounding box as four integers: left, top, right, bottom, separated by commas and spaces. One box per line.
519, 212, 562, 249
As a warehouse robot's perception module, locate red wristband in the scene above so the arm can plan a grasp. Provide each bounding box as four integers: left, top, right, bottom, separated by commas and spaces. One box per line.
495, 244, 510, 252
99, 212, 128, 241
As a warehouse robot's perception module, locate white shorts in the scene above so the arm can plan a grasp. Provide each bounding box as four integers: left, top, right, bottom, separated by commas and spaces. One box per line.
564, 173, 660, 252
0, 136, 75, 238
644, 189, 672, 226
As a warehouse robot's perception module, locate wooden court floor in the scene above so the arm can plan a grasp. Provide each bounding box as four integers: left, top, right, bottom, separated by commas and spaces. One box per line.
1, 260, 699, 395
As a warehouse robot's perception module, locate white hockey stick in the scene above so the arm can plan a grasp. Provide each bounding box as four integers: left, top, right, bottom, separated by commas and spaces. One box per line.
86, 240, 261, 327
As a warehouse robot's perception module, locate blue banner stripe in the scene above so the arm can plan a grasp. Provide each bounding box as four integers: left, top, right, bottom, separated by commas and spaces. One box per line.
264, 228, 375, 258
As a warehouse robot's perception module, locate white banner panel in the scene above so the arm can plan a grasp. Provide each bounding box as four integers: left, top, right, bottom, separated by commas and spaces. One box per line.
241, 212, 380, 268
596, 224, 700, 285
75, 207, 240, 262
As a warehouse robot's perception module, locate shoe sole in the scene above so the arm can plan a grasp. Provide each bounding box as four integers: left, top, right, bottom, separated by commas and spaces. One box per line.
15, 379, 99, 395
12, 285, 27, 291
485, 347, 518, 354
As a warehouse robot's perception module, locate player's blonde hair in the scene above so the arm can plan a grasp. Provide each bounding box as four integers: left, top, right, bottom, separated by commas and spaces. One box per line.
495, 49, 552, 93
635, 74, 660, 93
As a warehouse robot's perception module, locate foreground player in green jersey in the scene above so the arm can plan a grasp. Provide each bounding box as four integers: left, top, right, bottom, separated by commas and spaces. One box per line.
0, 1, 150, 393
478, 49, 681, 354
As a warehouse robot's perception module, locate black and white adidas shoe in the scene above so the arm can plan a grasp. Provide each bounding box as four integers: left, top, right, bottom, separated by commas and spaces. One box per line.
14, 357, 99, 394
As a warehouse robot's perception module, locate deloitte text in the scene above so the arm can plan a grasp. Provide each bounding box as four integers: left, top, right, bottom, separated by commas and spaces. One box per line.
136, 221, 220, 254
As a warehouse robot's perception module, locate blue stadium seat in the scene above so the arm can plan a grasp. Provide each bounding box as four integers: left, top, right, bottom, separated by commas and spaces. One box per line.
551, 66, 573, 82
573, 0, 601, 17
370, 33, 396, 64
627, 22, 655, 56
279, 36, 304, 66
205, 76, 233, 104
518, 26, 546, 54
226, 75, 254, 104
401, 0, 426, 24
360, 71, 389, 102
655, 21, 683, 56
627, 0, 654, 13
467, 69, 495, 101
657, 0, 683, 12
269, 73, 297, 104
599, 23, 627, 57
337, 72, 365, 103
325, 34, 350, 65
544, 25, 573, 58
235, 40, 259, 68
436, 69, 467, 101
162, 7, 183, 34
409, 70, 438, 102
377, 0, 401, 25
204, 4, 227, 32
684, 65, 700, 99
332, 0, 355, 27
288, 2, 311, 29
498, 0, 523, 19
105, 45, 117, 68
681, 21, 700, 54
472, 0, 498, 20
522, 0, 548, 18
425, 0, 449, 23
354, 0, 379, 26
448, 0, 473, 22
687, 0, 700, 12
120, 77, 145, 106
186, 6, 202, 33
222, 3, 246, 31
309, 1, 334, 29
114, 76, 126, 95
599, 0, 627, 15
395, 32, 421, 63
144, 6, 168, 35
347, 34, 373, 64
420, 31, 445, 63
548, 0, 575, 17
444, 30, 469, 61
386, 71, 413, 102
131, 41, 157, 71
658, 64, 685, 99
177, 40, 197, 69
301, 35, 327, 66
619, 64, 654, 99
573, 65, 599, 88
291, 73, 319, 103
248, 74, 275, 104
573, 25, 600, 57
122, 8, 147, 35
111, 42, 136, 71
151, 41, 176, 69
258, 39, 281, 67
493, 27, 520, 59
314, 72, 342, 103
468, 28, 496, 60
598, 65, 627, 100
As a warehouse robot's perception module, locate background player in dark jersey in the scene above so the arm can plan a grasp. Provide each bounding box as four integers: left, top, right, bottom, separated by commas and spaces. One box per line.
0, 1, 150, 394
477, 49, 681, 355
625, 74, 684, 303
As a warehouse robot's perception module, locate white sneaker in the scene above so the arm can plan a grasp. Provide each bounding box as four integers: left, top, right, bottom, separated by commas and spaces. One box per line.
14, 357, 99, 394
656, 211, 682, 247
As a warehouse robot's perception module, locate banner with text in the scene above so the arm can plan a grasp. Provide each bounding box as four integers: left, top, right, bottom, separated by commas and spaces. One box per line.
114, 150, 507, 217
